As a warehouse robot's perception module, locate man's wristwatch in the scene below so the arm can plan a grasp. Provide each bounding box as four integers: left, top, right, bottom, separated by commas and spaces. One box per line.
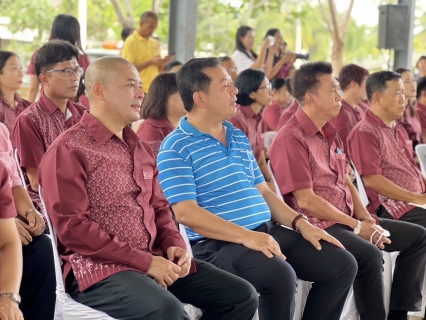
0, 292, 21, 303
353, 220, 362, 235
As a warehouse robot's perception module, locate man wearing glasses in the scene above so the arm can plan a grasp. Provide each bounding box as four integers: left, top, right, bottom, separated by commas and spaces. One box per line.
13, 39, 86, 216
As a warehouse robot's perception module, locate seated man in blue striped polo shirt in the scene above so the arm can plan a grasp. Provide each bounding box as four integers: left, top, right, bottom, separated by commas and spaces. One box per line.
157, 57, 357, 320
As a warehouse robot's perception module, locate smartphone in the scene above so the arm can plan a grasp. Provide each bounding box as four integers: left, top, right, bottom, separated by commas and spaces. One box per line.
267, 35, 275, 46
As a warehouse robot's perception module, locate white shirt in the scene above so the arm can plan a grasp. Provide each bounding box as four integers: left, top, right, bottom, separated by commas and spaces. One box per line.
232, 50, 255, 73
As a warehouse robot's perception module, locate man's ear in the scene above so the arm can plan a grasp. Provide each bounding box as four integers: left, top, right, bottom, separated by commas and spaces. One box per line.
92, 82, 106, 102
193, 91, 206, 109
304, 92, 315, 106
372, 92, 381, 106
39, 73, 48, 87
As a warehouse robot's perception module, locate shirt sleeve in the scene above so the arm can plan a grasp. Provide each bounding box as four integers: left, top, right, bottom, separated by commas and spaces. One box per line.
263, 104, 281, 131
0, 161, 16, 219
13, 114, 45, 169
157, 149, 198, 205
347, 128, 382, 176
38, 142, 155, 273
232, 50, 255, 73
121, 38, 137, 64
269, 133, 313, 195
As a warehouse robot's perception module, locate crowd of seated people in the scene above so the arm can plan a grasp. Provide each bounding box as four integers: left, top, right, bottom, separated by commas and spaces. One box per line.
3, 9, 426, 320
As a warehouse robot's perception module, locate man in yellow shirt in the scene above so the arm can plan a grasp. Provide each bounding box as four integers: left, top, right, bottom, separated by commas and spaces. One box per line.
122, 11, 173, 92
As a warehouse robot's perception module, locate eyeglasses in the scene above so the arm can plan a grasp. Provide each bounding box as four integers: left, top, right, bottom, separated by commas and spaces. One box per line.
45, 67, 84, 77
226, 67, 238, 73
258, 83, 272, 91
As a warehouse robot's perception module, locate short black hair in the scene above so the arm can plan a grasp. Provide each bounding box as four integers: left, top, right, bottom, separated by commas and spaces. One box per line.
285, 77, 292, 95
177, 57, 220, 112
164, 60, 182, 72
140, 11, 158, 22
121, 27, 135, 41
366, 71, 401, 102
219, 56, 232, 63
291, 61, 333, 105
235, 69, 265, 106
417, 77, 426, 100
35, 39, 79, 77
141, 73, 178, 119
271, 78, 285, 91
264, 28, 280, 39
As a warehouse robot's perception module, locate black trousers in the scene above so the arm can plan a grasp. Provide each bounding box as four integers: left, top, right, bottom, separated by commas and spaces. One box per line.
192, 222, 357, 320
20, 234, 56, 320
378, 205, 426, 228
326, 219, 426, 320
67, 258, 258, 320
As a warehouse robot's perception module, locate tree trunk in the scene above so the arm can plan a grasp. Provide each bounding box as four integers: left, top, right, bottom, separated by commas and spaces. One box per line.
110, 0, 134, 28
330, 38, 344, 76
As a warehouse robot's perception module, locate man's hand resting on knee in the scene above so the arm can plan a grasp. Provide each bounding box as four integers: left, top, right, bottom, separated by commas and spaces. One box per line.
167, 247, 192, 278
147, 256, 181, 289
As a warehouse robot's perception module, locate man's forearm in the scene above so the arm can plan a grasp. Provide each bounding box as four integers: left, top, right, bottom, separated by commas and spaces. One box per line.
293, 190, 357, 228
11, 186, 35, 218
133, 60, 153, 72
345, 175, 370, 220
363, 174, 420, 203
172, 201, 250, 244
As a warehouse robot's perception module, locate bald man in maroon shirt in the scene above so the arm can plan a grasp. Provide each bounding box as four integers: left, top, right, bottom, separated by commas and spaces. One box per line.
38, 56, 258, 320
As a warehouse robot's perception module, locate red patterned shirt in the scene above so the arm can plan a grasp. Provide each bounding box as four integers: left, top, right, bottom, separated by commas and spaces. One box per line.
136, 117, 174, 158
415, 101, 426, 136
229, 105, 264, 160
277, 100, 300, 131
347, 110, 425, 220
38, 112, 193, 292
13, 92, 85, 215
0, 124, 22, 189
0, 161, 15, 219
0, 94, 30, 147
270, 108, 354, 230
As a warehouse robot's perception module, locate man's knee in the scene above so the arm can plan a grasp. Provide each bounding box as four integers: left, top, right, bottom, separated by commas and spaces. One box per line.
258, 258, 297, 295
357, 243, 383, 272
156, 296, 189, 320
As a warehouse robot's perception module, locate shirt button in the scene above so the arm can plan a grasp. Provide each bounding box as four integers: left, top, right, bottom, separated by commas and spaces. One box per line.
217, 142, 220, 145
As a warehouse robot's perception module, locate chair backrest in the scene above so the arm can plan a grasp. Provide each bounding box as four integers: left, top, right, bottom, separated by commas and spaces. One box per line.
416, 144, 426, 176
179, 224, 194, 257
351, 161, 369, 207
39, 186, 67, 293
13, 149, 26, 186
267, 160, 282, 198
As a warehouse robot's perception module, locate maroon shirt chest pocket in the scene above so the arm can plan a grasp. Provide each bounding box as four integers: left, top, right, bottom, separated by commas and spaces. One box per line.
141, 166, 154, 202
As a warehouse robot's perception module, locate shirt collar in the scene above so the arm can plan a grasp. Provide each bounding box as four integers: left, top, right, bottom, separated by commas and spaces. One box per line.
364, 109, 390, 129
149, 117, 174, 130
178, 116, 235, 138
294, 107, 337, 142
416, 101, 426, 111
239, 105, 262, 120
80, 111, 140, 146
133, 31, 152, 42
39, 92, 76, 116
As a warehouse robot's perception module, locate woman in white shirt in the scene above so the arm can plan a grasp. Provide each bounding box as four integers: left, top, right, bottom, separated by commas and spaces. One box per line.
232, 26, 271, 73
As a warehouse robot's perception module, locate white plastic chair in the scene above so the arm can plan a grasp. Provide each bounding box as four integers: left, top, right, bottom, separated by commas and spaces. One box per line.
416, 144, 426, 176
39, 187, 116, 320
264, 131, 277, 149
351, 161, 369, 207
13, 149, 26, 186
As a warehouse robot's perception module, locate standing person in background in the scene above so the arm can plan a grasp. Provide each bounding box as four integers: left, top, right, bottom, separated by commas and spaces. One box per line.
415, 56, 426, 81
262, 78, 292, 131
0, 51, 31, 145
230, 69, 275, 191
232, 26, 272, 74
0, 161, 23, 320
220, 56, 238, 82
137, 73, 186, 157
263, 29, 296, 80
122, 11, 174, 93
394, 68, 423, 149
26, 14, 90, 104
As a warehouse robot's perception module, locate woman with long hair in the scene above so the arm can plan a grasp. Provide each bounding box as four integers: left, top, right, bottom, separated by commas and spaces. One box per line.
26, 14, 90, 107
136, 72, 186, 157
395, 67, 423, 149
232, 26, 274, 75
0, 51, 31, 144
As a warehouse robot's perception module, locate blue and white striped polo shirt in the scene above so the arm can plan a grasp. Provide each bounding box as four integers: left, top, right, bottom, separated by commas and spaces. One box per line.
157, 116, 271, 241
